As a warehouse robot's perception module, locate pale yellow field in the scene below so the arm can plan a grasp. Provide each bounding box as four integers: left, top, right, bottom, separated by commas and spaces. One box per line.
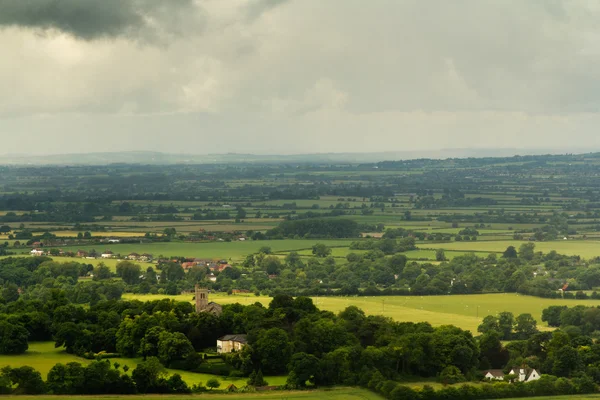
123, 293, 600, 333
422, 239, 600, 259
52, 256, 155, 271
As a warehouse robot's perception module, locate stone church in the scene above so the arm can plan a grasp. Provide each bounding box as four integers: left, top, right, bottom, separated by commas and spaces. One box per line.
194, 285, 223, 316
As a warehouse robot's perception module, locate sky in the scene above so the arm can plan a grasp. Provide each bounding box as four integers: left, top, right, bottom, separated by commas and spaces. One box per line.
2, 0, 600, 156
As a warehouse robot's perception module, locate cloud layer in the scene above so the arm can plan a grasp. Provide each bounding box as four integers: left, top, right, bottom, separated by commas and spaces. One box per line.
1, 0, 600, 155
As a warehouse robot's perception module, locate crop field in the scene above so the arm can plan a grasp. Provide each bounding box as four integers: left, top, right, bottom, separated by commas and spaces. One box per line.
123, 293, 600, 333
0, 387, 384, 400
422, 240, 600, 259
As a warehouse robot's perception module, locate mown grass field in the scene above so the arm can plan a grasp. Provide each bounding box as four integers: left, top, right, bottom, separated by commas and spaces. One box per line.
46, 231, 145, 238
0, 342, 286, 389
0, 387, 383, 400
25, 239, 355, 260
124, 293, 600, 333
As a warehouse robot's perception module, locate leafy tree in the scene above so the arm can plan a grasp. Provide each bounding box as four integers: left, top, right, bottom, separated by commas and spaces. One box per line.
235, 207, 247, 220
93, 262, 111, 281
0, 321, 28, 354
46, 362, 85, 394
166, 373, 190, 393
519, 242, 536, 260
552, 346, 582, 377
498, 311, 515, 339
242, 254, 255, 268
438, 365, 465, 385
163, 228, 177, 237
253, 328, 292, 375
435, 249, 447, 261
312, 243, 332, 258
115, 261, 142, 285
502, 245, 518, 258
132, 357, 167, 393
247, 369, 268, 386
287, 352, 319, 387
206, 377, 220, 390
258, 246, 272, 254
542, 306, 568, 327
2, 366, 45, 394
479, 331, 509, 369
157, 331, 195, 367
514, 313, 538, 339
477, 315, 501, 333
285, 251, 302, 268
1, 283, 20, 303
261, 256, 283, 275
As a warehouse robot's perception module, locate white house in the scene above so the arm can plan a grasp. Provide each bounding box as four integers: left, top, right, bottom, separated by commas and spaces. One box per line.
217, 334, 247, 354
509, 368, 541, 382
101, 250, 114, 258
483, 370, 505, 380
30, 248, 44, 256
108, 239, 120, 243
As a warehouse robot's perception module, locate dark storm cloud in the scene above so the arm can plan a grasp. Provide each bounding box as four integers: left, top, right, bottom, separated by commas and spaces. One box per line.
0, 0, 201, 40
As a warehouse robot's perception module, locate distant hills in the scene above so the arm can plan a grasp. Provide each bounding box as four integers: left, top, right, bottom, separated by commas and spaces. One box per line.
0, 148, 591, 166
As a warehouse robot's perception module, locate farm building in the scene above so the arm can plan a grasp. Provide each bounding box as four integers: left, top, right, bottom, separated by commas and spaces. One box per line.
30, 248, 44, 256
217, 334, 248, 354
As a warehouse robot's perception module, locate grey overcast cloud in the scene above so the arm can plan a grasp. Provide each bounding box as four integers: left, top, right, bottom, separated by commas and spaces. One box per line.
1, 0, 600, 155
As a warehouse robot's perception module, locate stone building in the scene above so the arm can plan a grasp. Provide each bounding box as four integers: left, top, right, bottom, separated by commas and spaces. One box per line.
194, 285, 222, 316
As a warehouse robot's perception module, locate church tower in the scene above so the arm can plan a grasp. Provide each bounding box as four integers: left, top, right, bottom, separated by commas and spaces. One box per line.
195, 284, 208, 312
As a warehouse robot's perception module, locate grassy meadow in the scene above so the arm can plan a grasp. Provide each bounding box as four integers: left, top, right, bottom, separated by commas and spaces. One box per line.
0, 387, 383, 400
0, 342, 286, 389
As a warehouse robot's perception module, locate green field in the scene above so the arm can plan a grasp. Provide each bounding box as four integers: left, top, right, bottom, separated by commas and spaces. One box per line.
35, 239, 355, 261
123, 292, 600, 333
502, 396, 600, 400
0, 387, 382, 400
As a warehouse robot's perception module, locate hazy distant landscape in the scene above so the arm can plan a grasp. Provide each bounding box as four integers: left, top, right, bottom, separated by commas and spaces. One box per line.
0, 148, 591, 165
